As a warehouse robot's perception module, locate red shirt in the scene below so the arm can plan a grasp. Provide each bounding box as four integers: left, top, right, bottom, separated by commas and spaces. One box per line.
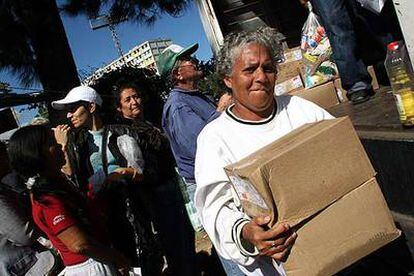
32, 195, 89, 266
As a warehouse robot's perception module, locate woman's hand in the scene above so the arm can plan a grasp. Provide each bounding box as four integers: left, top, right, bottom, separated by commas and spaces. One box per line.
114, 253, 130, 275
242, 215, 297, 262
54, 124, 71, 150
107, 167, 144, 184
54, 125, 72, 175
216, 93, 234, 112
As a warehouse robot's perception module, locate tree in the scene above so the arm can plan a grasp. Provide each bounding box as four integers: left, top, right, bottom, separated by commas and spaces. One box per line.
0, 0, 80, 123
62, 0, 191, 25
0, 0, 80, 92
0, 0, 192, 124
198, 58, 230, 101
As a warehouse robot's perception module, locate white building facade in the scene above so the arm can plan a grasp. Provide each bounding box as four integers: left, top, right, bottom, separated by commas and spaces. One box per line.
84, 38, 172, 85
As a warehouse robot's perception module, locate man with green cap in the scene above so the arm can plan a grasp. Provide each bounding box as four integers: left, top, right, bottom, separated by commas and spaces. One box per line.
159, 43, 218, 202
159, 43, 242, 275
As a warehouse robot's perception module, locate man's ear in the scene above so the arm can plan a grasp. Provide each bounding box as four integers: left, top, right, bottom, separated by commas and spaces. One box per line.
223, 76, 233, 89
116, 106, 122, 113
174, 69, 183, 81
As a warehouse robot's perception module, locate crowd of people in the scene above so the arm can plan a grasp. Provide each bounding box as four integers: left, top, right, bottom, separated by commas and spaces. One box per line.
0, 4, 405, 273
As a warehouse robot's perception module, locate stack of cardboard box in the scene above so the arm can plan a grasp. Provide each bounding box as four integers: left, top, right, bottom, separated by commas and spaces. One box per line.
275, 48, 379, 109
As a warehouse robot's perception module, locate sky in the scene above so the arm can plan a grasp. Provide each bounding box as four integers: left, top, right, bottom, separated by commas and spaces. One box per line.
63, 1, 213, 77
0, 1, 213, 127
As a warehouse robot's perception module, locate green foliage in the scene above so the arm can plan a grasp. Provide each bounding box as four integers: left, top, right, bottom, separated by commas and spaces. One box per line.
0, 1, 38, 86
90, 66, 169, 127
35, 103, 49, 119
197, 58, 230, 101
0, 82, 11, 93
62, 0, 192, 26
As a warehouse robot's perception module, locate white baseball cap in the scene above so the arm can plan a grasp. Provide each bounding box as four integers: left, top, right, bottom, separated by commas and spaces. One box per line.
51, 86, 103, 110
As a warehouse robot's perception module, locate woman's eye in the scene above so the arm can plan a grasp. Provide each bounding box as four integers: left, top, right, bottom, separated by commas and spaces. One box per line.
243, 67, 255, 73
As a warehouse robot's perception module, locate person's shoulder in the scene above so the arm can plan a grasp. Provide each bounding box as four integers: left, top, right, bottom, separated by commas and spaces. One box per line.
277, 94, 324, 110
107, 124, 142, 143
198, 113, 226, 141
164, 90, 190, 112
107, 124, 130, 132
277, 95, 334, 120
33, 194, 63, 209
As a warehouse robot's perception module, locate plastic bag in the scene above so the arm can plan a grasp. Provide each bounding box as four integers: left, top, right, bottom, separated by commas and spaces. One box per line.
117, 134, 145, 174
356, 0, 386, 14
301, 2, 337, 88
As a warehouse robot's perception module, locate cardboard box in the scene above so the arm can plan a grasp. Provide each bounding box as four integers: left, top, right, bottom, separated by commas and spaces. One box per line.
274, 48, 305, 95
275, 75, 304, 96
334, 78, 348, 103
289, 81, 339, 109
277, 60, 303, 84
368, 65, 379, 90
225, 117, 400, 276
283, 47, 302, 63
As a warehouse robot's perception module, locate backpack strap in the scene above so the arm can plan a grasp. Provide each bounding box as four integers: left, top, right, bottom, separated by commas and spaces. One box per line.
101, 127, 109, 177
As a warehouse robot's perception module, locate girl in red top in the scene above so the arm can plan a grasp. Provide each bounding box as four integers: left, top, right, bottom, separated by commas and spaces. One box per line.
8, 125, 130, 276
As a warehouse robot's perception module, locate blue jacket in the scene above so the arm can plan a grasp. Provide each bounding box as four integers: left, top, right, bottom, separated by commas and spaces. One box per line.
162, 88, 219, 183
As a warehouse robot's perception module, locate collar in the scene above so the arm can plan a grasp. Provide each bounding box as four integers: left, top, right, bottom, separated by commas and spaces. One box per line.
225, 100, 277, 125
88, 127, 104, 135
172, 87, 200, 94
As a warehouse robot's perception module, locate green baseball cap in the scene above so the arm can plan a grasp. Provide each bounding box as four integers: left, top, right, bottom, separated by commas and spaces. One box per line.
157, 43, 199, 77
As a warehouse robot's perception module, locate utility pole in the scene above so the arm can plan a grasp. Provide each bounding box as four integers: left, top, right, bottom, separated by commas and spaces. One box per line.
89, 14, 128, 60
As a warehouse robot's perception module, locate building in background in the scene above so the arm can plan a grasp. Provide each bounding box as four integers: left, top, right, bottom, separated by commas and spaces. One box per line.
84, 38, 172, 85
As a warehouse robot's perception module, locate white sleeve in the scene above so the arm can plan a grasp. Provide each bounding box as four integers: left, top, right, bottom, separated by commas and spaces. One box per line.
194, 129, 259, 266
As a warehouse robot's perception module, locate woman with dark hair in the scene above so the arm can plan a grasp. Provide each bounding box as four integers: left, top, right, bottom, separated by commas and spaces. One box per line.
8, 125, 130, 276
113, 82, 196, 275
0, 141, 56, 276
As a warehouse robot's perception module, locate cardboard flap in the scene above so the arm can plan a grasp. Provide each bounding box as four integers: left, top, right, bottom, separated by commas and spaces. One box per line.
225, 117, 375, 227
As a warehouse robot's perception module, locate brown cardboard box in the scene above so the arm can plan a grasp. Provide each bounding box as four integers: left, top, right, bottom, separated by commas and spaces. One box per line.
277, 47, 303, 86
368, 65, 380, 90
277, 60, 303, 84
275, 75, 304, 95
274, 48, 304, 95
334, 78, 348, 103
225, 117, 400, 275
289, 81, 339, 109
283, 47, 302, 63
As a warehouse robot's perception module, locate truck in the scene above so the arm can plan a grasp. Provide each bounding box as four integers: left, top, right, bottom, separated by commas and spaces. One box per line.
196, 0, 414, 273
195, 0, 307, 54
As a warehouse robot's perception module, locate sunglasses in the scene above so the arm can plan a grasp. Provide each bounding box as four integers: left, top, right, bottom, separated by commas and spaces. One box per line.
65, 101, 88, 113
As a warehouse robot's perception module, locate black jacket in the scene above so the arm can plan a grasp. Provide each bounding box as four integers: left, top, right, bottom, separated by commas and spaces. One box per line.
67, 124, 143, 193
